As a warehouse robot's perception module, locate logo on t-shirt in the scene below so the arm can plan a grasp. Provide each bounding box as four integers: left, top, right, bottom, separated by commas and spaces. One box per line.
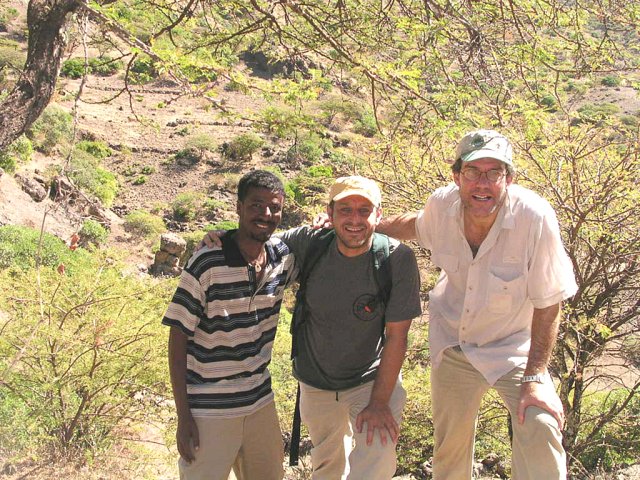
353, 294, 383, 322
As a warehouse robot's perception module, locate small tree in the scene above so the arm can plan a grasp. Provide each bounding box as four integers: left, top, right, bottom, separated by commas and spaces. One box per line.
0, 245, 172, 459
516, 122, 640, 473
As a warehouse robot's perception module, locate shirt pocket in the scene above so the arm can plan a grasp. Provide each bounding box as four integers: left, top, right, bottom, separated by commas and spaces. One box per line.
487, 267, 525, 315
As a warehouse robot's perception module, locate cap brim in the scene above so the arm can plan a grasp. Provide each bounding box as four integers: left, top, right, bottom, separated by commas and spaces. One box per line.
461, 148, 512, 165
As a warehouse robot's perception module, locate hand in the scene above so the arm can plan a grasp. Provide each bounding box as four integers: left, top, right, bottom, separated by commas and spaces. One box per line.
311, 212, 332, 229
517, 381, 565, 429
176, 412, 200, 463
196, 230, 226, 251
355, 401, 400, 446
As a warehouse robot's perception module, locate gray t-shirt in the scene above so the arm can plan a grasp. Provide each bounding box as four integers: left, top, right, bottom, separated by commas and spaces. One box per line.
280, 227, 422, 390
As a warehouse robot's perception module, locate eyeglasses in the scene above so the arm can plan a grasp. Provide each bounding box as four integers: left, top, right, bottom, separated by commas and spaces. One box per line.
460, 168, 506, 183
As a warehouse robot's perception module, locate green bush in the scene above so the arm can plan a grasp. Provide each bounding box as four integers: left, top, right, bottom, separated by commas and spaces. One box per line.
133, 175, 147, 185
223, 132, 264, 161
124, 210, 166, 239
0, 258, 171, 458
353, 109, 378, 137
129, 56, 158, 84
88, 56, 123, 76
174, 134, 217, 165
601, 75, 622, 87
0, 135, 33, 173
78, 219, 109, 247
285, 164, 334, 206
564, 80, 588, 95
181, 63, 217, 83
60, 57, 86, 79
67, 150, 119, 207
318, 97, 363, 126
305, 165, 333, 178
260, 106, 303, 138
27, 104, 73, 154
186, 133, 217, 153
286, 133, 330, 165
174, 148, 201, 165
575, 103, 621, 124
0, 225, 93, 272
205, 220, 239, 231
203, 198, 227, 216
620, 115, 639, 128
540, 94, 557, 110
171, 192, 204, 222
76, 140, 112, 159
573, 389, 640, 471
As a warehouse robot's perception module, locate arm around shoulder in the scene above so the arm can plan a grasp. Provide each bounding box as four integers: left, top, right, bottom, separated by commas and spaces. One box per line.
378, 212, 418, 241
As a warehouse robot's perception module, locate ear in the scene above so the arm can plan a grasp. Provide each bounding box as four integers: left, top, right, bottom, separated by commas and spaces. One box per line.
326, 203, 334, 220
453, 171, 461, 187
236, 200, 242, 216
374, 205, 382, 225
505, 174, 514, 187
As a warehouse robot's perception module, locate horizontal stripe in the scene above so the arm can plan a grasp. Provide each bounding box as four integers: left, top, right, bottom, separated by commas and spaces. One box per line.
162, 236, 295, 416
189, 377, 272, 410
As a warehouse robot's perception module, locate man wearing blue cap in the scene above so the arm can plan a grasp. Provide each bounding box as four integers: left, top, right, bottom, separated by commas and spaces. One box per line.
378, 130, 577, 479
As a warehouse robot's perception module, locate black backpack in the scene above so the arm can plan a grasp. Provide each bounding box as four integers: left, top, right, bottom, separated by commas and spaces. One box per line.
288, 228, 393, 466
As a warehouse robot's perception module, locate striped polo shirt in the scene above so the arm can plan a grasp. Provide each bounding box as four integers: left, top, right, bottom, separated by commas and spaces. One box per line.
162, 232, 296, 418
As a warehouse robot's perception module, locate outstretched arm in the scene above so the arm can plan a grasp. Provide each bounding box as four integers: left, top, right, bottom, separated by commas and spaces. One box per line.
517, 303, 564, 428
377, 212, 419, 241
355, 319, 411, 446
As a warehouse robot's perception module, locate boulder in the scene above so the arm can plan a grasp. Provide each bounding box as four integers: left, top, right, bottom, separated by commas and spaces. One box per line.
160, 233, 187, 256
15, 173, 47, 202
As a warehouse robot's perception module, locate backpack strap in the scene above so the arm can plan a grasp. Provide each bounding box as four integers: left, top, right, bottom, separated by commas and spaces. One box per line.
290, 228, 335, 359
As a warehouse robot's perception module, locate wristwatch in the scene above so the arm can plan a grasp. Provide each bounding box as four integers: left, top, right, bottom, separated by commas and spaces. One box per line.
522, 373, 546, 384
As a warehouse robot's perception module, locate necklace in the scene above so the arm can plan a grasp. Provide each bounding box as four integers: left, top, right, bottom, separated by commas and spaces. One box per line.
238, 246, 266, 273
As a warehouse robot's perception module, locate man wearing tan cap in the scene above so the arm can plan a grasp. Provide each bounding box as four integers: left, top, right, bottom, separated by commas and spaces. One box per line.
201, 175, 422, 479
376, 130, 577, 479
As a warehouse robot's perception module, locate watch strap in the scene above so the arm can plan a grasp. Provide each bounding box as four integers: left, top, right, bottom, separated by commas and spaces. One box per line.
522, 373, 546, 384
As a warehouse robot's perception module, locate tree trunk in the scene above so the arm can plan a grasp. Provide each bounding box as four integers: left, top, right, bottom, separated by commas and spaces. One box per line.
0, 0, 81, 151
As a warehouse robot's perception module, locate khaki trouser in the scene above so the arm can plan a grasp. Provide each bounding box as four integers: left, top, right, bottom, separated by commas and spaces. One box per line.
178, 401, 284, 480
299, 379, 407, 480
431, 346, 566, 480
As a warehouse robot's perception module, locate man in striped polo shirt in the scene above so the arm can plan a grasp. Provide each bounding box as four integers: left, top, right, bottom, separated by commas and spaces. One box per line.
163, 170, 296, 480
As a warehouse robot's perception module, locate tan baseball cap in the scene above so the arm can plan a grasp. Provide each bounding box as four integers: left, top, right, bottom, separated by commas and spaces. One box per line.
453, 129, 513, 166
328, 176, 381, 206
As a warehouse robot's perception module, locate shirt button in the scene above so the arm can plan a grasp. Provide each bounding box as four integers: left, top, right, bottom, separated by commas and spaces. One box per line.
465, 308, 470, 313
468, 286, 473, 290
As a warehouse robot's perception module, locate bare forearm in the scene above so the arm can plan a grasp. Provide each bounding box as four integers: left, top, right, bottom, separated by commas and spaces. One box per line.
369, 324, 410, 406
525, 303, 561, 375
377, 212, 418, 241
168, 327, 191, 418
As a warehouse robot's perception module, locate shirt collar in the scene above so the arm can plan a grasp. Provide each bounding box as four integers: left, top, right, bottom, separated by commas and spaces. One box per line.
221, 230, 279, 267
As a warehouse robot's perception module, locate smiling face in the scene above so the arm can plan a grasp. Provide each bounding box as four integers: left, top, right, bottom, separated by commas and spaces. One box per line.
328, 195, 381, 257
453, 157, 513, 221
236, 186, 284, 243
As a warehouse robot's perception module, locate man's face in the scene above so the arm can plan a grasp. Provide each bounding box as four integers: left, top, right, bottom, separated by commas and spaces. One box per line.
328, 195, 381, 257
453, 157, 513, 220
236, 186, 284, 242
